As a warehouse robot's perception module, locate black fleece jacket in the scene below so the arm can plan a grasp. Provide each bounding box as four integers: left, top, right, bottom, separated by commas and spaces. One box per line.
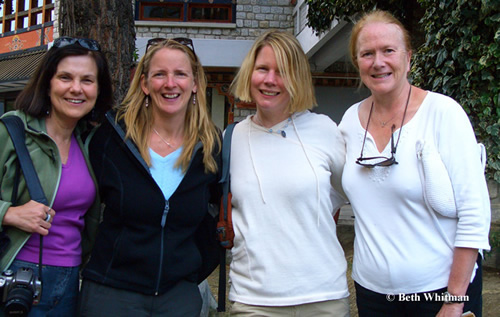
82, 112, 221, 295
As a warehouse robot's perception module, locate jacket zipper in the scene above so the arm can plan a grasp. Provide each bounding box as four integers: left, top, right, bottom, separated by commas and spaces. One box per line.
106, 114, 203, 295
155, 200, 169, 295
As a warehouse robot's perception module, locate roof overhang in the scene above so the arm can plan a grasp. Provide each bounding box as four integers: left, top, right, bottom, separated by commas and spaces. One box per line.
296, 18, 354, 73
0, 47, 47, 93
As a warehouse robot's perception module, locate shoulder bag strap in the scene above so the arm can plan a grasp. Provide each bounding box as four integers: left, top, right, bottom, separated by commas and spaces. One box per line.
11, 162, 21, 206
0, 116, 49, 206
1, 116, 48, 281
220, 122, 236, 221
217, 122, 237, 312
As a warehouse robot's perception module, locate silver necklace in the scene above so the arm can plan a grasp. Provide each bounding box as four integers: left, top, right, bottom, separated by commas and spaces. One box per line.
361, 85, 412, 158
254, 116, 291, 138
373, 88, 411, 128
376, 109, 401, 127
153, 128, 174, 148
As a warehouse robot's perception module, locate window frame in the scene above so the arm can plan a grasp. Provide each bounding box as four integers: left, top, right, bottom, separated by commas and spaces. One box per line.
1, 0, 54, 35
139, 1, 184, 22
188, 3, 232, 23
136, 0, 236, 24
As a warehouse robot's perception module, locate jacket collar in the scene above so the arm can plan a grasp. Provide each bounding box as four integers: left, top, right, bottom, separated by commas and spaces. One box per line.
3, 110, 46, 135
6, 110, 87, 138
105, 110, 150, 172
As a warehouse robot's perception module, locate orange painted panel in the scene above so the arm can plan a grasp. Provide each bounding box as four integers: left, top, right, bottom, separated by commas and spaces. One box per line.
0, 26, 53, 54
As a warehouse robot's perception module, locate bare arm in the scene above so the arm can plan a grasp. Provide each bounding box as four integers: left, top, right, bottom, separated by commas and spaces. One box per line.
436, 247, 478, 317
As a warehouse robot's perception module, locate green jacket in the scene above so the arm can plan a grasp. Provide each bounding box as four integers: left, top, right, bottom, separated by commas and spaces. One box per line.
0, 111, 101, 272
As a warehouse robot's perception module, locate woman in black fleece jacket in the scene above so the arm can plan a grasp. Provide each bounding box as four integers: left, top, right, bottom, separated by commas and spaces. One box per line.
78, 38, 222, 316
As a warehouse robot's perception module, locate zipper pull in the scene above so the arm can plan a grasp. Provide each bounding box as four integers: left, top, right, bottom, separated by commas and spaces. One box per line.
161, 200, 169, 227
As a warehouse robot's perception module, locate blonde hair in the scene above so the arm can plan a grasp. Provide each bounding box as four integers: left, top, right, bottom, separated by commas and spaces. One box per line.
117, 39, 220, 173
349, 10, 412, 70
231, 30, 316, 113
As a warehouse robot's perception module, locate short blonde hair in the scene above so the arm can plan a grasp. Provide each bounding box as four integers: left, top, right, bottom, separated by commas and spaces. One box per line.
349, 10, 412, 70
117, 39, 220, 173
231, 30, 316, 113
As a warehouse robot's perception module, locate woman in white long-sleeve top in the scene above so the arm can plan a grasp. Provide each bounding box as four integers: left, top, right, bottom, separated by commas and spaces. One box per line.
228, 30, 350, 316
339, 10, 490, 317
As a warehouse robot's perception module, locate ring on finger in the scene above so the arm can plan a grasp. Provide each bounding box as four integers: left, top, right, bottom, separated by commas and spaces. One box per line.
45, 213, 51, 222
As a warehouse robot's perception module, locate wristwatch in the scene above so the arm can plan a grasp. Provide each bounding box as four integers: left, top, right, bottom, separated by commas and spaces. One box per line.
442, 291, 465, 304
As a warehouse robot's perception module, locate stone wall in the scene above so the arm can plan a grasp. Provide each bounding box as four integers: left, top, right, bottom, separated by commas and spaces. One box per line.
53, 1, 60, 39
135, 0, 295, 39
55, 1, 295, 41
485, 180, 500, 269
233, 107, 256, 123
488, 180, 500, 223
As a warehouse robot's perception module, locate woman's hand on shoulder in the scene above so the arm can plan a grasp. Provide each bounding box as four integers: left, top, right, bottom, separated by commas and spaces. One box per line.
3, 200, 55, 235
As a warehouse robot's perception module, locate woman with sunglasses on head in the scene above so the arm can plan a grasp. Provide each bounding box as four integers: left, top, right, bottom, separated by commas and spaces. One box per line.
228, 30, 349, 316
339, 10, 490, 316
78, 38, 221, 316
0, 37, 112, 316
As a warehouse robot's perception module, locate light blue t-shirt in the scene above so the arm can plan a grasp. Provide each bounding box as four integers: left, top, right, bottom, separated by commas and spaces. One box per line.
149, 147, 185, 200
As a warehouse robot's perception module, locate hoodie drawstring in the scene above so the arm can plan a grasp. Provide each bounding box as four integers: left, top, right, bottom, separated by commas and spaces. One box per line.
248, 120, 267, 204
291, 114, 322, 226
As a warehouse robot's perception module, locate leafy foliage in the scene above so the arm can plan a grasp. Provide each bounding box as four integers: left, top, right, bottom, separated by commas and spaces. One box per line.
412, 0, 500, 182
306, 0, 500, 182
305, 0, 407, 36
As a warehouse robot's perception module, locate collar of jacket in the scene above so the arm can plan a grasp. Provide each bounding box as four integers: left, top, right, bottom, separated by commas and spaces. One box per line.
4, 110, 88, 136
2, 110, 89, 160
105, 110, 203, 174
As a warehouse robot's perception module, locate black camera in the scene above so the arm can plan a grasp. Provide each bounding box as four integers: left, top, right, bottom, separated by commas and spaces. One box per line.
0, 268, 42, 315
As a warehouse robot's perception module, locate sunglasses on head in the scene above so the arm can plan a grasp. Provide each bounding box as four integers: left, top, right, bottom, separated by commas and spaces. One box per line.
146, 37, 195, 54
53, 37, 101, 51
356, 125, 399, 168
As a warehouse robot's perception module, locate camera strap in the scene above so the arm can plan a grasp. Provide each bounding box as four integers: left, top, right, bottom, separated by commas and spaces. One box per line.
1, 116, 48, 282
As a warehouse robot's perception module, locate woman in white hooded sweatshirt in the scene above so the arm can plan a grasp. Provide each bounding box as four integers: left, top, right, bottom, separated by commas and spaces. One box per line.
227, 30, 350, 316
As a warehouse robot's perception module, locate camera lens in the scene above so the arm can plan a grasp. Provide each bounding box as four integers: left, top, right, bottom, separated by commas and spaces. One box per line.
4, 287, 33, 316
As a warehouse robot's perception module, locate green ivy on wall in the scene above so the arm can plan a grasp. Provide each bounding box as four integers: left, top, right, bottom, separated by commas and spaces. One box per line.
412, 0, 500, 182
305, 0, 408, 36
306, 0, 500, 183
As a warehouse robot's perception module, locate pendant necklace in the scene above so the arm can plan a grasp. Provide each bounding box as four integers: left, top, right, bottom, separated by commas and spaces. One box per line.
153, 128, 175, 148
377, 110, 401, 128
364, 85, 412, 149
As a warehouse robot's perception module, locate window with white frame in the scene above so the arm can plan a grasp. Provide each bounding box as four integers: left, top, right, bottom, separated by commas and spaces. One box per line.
293, 1, 308, 35
1, 0, 54, 34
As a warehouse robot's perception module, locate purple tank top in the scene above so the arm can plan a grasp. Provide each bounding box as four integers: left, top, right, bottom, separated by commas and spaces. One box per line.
16, 134, 96, 267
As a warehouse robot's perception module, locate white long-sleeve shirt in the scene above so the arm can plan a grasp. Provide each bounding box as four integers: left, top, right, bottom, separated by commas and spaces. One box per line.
228, 110, 349, 306
339, 91, 491, 294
